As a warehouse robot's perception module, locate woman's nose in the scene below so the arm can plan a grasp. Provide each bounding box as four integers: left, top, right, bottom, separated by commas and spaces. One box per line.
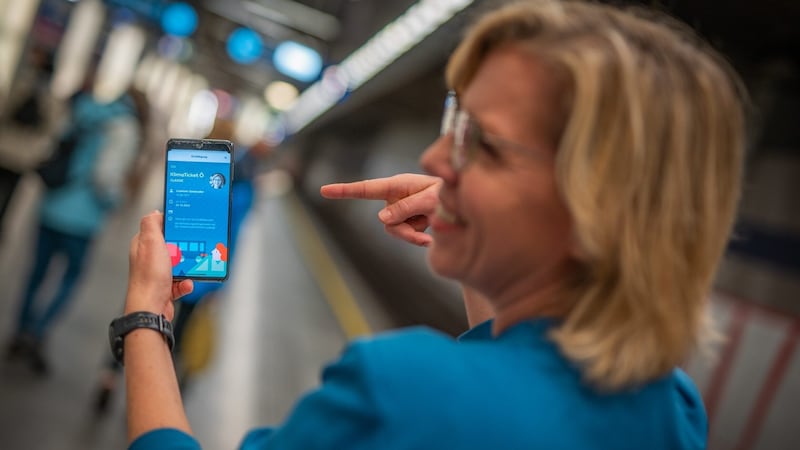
420, 134, 457, 185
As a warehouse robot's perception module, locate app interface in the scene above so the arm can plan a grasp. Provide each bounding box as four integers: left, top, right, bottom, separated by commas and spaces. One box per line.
164, 148, 231, 279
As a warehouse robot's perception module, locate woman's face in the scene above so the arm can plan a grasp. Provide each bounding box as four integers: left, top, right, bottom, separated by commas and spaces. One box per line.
420, 45, 574, 302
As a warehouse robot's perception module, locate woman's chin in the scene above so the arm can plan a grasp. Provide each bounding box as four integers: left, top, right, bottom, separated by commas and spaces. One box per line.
426, 246, 463, 281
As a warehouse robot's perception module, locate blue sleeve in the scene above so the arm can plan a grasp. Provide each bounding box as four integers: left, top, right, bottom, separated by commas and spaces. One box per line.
672, 368, 708, 450
243, 341, 383, 449
238, 427, 275, 449
129, 428, 201, 450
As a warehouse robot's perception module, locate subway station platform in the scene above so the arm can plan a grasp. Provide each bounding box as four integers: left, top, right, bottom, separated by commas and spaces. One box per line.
0, 133, 798, 450
0, 168, 399, 450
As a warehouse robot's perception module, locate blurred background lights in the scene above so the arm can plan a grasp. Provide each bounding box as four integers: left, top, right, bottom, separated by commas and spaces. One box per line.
186, 89, 218, 137
50, 0, 106, 99
160, 2, 198, 37
264, 80, 298, 111
226, 27, 263, 65
272, 40, 322, 83
110, 7, 137, 26
234, 97, 269, 146
133, 53, 156, 91
168, 73, 209, 136
93, 24, 146, 102
143, 56, 169, 101
321, 65, 348, 99
264, 118, 287, 147
213, 88, 236, 119
155, 62, 188, 112
157, 34, 193, 62
283, 0, 474, 133
0, 0, 41, 97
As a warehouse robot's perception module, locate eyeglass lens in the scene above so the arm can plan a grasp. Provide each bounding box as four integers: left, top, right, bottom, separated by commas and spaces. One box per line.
441, 92, 474, 170
441, 92, 457, 136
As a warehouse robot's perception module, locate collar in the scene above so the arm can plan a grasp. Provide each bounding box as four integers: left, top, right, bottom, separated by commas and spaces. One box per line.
457, 318, 560, 343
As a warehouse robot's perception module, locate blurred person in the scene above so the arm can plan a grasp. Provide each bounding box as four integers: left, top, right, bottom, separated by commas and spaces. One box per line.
112, 1, 744, 449
1, 46, 56, 233
4, 45, 54, 129
5, 86, 146, 375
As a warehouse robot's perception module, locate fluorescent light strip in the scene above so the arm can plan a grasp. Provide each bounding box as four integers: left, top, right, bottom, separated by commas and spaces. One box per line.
282, 0, 473, 135
244, 0, 340, 41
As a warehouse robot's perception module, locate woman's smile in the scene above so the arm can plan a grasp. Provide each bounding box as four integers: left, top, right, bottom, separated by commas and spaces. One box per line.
431, 203, 464, 233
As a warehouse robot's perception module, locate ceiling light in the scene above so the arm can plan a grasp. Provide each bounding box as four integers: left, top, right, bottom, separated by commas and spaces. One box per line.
272, 40, 322, 83
264, 80, 299, 111
282, 0, 474, 134
243, 0, 340, 41
227, 27, 264, 65
161, 2, 198, 37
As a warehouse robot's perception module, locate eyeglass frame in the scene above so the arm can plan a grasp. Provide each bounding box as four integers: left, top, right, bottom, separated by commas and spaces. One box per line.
440, 91, 551, 171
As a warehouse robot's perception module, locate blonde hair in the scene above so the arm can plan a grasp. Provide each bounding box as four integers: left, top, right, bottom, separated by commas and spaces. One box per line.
447, 0, 746, 389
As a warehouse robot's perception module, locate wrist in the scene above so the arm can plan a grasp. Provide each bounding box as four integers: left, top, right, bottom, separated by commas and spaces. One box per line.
109, 311, 175, 365
124, 328, 173, 366
123, 295, 167, 316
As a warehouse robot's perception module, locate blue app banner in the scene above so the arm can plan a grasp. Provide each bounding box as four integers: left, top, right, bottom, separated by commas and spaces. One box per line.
164, 149, 231, 279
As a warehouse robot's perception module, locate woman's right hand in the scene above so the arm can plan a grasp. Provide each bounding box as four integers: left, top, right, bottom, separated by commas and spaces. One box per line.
320, 174, 442, 247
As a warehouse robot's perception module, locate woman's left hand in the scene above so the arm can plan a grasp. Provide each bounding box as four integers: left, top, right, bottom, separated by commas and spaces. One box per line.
124, 211, 193, 319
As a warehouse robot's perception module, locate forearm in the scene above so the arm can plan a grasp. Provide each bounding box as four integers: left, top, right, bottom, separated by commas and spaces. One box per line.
124, 327, 192, 443
123, 212, 195, 444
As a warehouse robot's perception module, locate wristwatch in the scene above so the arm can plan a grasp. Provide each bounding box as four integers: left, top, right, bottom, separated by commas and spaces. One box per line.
109, 312, 175, 365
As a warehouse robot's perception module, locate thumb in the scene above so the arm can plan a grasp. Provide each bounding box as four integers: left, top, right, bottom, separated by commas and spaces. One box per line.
379, 192, 438, 225
172, 279, 194, 300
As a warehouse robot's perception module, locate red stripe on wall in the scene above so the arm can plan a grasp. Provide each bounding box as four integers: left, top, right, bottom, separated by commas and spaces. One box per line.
736, 320, 800, 450
705, 303, 750, 425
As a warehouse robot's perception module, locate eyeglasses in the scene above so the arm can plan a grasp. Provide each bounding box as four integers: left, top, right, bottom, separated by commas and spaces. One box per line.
440, 91, 548, 171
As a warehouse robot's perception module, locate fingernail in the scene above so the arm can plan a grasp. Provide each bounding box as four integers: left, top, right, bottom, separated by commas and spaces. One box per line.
379, 209, 392, 222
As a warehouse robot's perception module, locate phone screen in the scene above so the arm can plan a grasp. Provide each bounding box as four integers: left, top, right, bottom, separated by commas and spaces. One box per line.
163, 139, 233, 281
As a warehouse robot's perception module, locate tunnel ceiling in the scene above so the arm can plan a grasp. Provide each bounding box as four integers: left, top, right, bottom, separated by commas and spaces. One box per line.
114, 0, 800, 135
669, 0, 800, 60
191, 0, 418, 96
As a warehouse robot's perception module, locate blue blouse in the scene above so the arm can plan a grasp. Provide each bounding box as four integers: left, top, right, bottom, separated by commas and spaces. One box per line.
130, 319, 707, 449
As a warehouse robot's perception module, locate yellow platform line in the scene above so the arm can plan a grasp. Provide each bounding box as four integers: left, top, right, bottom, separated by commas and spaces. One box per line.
284, 191, 372, 340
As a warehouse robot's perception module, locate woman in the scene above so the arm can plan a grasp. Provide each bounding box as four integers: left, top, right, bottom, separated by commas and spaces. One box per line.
116, 1, 744, 448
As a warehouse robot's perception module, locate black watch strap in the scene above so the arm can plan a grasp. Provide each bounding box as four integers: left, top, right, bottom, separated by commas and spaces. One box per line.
109, 312, 175, 365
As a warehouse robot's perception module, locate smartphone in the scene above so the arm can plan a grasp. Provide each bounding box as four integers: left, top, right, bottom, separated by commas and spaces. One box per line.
163, 138, 233, 281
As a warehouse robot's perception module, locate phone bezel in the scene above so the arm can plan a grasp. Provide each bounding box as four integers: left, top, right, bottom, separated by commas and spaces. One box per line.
163, 138, 234, 282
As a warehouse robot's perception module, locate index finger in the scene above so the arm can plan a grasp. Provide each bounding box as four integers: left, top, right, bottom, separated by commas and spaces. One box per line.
320, 174, 437, 201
